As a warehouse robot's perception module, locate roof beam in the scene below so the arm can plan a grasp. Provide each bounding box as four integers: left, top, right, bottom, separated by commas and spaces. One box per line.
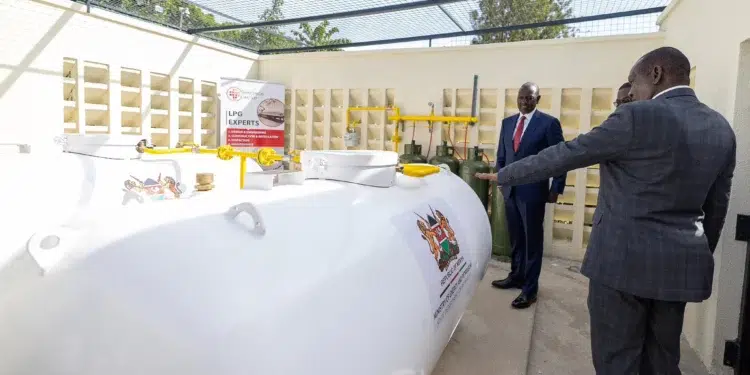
258, 7, 667, 54
437, 5, 465, 31
188, 0, 466, 34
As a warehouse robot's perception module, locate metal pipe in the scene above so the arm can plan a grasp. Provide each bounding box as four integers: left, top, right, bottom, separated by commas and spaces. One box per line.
389, 115, 477, 123
189, 0, 465, 34
259, 7, 666, 54
470, 74, 479, 123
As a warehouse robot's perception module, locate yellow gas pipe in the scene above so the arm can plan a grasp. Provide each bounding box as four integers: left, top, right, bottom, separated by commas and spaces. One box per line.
346, 105, 478, 154
141, 145, 300, 189
142, 143, 440, 188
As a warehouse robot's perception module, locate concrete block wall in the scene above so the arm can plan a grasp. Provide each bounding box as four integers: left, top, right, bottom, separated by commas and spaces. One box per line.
0, 0, 259, 152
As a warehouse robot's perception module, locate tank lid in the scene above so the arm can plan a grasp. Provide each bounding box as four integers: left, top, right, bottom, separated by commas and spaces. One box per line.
301, 150, 399, 187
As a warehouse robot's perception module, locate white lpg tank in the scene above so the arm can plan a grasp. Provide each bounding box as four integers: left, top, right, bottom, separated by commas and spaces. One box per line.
0, 150, 492, 375
0, 134, 249, 262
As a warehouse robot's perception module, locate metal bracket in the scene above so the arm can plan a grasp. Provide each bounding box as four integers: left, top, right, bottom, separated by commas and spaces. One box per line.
725, 339, 740, 368
736, 214, 750, 242
226, 202, 266, 237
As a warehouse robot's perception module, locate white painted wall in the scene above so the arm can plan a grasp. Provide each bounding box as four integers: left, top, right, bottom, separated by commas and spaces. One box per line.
658, 0, 750, 372
0, 0, 259, 152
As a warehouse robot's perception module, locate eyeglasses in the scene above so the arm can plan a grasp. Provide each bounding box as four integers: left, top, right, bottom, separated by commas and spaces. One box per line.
614, 97, 633, 107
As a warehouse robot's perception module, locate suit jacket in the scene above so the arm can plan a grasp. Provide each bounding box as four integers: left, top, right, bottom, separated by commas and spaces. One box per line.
496, 88, 736, 302
497, 110, 566, 203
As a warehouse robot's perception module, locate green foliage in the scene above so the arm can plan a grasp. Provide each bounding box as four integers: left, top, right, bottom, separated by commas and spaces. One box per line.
97, 0, 349, 52
291, 20, 352, 51
470, 0, 575, 44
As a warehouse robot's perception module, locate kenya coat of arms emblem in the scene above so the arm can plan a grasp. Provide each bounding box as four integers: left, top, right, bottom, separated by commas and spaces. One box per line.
416, 207, 460, 272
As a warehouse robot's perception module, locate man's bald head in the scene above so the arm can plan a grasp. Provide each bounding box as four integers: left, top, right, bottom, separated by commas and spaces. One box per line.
517, 82, 541, 114
628, 46, 691, 101
520, 82, 539, 94
635, 47, 691, 82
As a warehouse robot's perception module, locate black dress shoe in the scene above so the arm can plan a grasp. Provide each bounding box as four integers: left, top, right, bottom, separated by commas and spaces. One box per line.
491, 277, 524, 289
511, 293, 537, 309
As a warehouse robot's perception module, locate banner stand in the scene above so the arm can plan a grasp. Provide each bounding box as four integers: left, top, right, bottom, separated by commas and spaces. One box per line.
219, 78, 286, 170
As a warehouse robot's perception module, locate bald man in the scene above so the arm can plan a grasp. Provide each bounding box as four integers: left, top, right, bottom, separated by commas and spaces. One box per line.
478, 47, 736, 373
491, 82, 566, 309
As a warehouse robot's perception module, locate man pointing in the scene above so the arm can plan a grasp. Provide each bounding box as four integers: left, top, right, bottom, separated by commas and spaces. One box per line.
477, 47, 736, 374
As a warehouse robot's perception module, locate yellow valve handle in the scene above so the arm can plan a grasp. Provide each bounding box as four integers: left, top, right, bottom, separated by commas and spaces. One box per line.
217, 145, 235, 160
400, 164, 441, 178
256, 148, 281, 166
216, 145, 285, 166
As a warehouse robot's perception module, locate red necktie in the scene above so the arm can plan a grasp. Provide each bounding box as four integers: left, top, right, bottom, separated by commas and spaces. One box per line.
513, 116, 526, 152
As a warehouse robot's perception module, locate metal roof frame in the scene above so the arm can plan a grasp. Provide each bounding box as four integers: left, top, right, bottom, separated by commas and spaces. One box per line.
256, 7, 666, 54
187, 0, 467, 34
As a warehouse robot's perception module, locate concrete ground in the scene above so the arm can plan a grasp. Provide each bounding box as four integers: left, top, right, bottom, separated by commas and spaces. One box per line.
433, 257, 711, 375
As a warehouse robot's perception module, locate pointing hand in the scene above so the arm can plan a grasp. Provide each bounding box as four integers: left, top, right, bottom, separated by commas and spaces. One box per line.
474, 172, 498, 182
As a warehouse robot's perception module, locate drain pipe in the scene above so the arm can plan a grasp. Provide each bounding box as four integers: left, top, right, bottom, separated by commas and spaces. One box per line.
470, 74, 478, 124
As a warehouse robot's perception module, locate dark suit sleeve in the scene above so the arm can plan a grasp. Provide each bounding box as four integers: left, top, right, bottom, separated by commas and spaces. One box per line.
547, 118, 566, 194
702, 137, 736, 254
496, 119, 507, 169
497, 106, 634, 187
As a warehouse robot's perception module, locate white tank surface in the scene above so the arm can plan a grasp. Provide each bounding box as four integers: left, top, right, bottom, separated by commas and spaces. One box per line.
0, 149, 491, 375
0, 134, 249, 263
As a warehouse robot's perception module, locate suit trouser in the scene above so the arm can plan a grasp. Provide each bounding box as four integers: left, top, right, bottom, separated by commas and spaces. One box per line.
504, 193, 546, 297
588, 281, 686, 375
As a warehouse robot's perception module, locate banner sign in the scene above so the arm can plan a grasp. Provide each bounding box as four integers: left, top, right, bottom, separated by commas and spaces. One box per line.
219, 78, 286, 152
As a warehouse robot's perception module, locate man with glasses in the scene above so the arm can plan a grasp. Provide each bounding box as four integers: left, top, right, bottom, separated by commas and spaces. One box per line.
615, 82, 634, 107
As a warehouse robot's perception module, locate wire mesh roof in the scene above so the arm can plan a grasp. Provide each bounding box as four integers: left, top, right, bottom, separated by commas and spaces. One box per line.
86, 0, 670, 53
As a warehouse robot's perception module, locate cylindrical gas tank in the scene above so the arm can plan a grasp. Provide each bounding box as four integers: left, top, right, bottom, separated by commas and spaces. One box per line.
428, 141, 460, 175
399, 140, 427, 164
459, 146, 490, 208
489, 170, 512, 257
0, 160, 491, 375
0, 134, 249, 266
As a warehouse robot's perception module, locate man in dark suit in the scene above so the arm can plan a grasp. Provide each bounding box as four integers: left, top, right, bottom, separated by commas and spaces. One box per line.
477, 47, 736, 374
491, 82, 566, 309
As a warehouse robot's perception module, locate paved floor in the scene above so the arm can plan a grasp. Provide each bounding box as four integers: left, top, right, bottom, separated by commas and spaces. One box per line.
433, 261, 535, 375
433, 257, 711, 375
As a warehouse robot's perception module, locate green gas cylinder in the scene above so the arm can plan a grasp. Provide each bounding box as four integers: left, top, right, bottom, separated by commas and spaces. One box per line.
428, 141, 460, 174
459, 146, 490, 208
399, 140, 427, 164
489, 170, 512, 257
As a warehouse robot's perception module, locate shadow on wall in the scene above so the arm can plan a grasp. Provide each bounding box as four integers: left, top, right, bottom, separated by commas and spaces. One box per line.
138, 36, 197, 133
0, 9, 75, 100
710, 37, 750, 374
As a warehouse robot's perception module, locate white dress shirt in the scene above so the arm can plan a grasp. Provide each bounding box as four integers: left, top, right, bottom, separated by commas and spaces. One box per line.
513, 109, 536, 141
652, 85, 691, 99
